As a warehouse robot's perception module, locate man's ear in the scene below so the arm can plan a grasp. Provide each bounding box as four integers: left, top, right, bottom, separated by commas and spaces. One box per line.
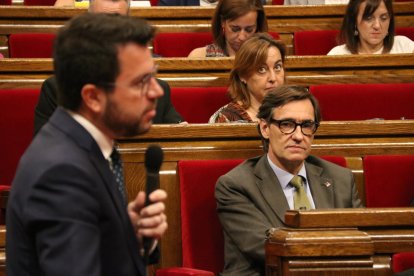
80, 84, 106, 114
259, 119, 270, 139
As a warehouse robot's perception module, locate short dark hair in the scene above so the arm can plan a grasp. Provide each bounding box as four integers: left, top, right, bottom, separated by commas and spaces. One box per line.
339, 0, 395, 54
257, 85, 321, 152
229, 33, 286, 109
53, 13, 155, 111
212, 0, 268, 55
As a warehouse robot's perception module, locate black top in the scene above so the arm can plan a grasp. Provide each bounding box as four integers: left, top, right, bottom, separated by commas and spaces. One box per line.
34, 76, 183, 135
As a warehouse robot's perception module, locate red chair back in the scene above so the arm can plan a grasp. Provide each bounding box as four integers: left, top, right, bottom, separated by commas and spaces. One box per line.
396, 27, 414, 41
153, 32, 213, 57
0, 89, 40, 186
320, 156, 347, 167
294, 30, 339, 55
9, 33, 56, 58
363, 155, 414, 207
24, 0, 56, 5
153, 32, 279, 57
309, 83, 414, 120
0, 0, 12, 4
170, 87, 229, 123
393, 252, 414, 273
178, 159, 244, 273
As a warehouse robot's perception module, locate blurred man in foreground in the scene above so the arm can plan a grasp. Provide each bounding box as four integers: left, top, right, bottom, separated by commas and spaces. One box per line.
7, 13, 168, 276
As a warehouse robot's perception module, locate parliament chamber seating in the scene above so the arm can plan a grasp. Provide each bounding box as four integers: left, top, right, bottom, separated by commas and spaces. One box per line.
0, 88, 40, 224
170, 86, 229, 123
396, 27, 414, 41
363, 155, 414, 208
23, 0, 56, 5
153, 32, 279, 57
393, 252, 414, 274
293, 27, 414, 55
156, 159, 244, 275
309, 83, 414, 121
294, 30, 339, 55
153, 32, 213, 57
8, 33, 55, 58
363, 155, 414, 274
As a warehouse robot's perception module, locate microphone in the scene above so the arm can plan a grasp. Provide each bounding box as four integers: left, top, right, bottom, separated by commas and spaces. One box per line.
143, 145, 163, 264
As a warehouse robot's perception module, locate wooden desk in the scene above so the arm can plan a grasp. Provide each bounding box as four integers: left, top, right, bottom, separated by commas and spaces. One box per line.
266, 208, 414, 275
0, 54, 413, 88
0, 3, 414, 55
117, 120, 414, 270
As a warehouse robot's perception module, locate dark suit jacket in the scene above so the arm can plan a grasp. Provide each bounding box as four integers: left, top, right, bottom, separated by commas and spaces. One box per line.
34, 76, 183, 135
7, 107, 157, 276
215, 155, 362, 276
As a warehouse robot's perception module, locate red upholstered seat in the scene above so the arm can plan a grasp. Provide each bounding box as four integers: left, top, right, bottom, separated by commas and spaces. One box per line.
0, 88, 40, 224
153, 32, 279, 57
153, 33, 213, 57
363, 155, 414, 208
272, 0, 284, 4
396, 27, 414, 41
309, 83, 414, 121
294, 30, 339, 55
393, 252, 414, 273
320, 156, 347, 168
364, 155, 414, 274
9, 33, 56, 58
156, 159, 244, 276
0, 88, 40, 187
24, 0, 56, 5
170, 87, 229, 123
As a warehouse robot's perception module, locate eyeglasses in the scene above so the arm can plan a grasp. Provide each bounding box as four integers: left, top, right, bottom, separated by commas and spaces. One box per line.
98, 64, 158, 97
268, 118, 319, 136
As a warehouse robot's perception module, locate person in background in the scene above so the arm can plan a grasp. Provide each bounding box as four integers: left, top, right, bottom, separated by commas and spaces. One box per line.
188, 0, 268, 57
7, 13, 168, 276
158, 0, 266, 7
215, 85, 362, 275
209, 33, 285, 123
37, 0, 183, 135
284, 0, 348, 4
328, 0, 414, 55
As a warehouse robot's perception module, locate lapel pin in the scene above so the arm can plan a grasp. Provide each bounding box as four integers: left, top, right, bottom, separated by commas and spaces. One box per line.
324, 181, 331, 187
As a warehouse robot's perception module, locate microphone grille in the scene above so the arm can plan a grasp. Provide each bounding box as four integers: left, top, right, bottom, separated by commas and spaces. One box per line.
144, 144, 164, 172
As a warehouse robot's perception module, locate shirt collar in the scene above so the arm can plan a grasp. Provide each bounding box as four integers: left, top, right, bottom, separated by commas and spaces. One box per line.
266, 154, 308, 188
66, 109, 113, 160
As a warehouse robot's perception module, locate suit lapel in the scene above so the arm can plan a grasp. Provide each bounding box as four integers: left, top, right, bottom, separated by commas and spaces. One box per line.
254, 156, 290, 224
50, 108, 145, 274
305, 161, 335, 209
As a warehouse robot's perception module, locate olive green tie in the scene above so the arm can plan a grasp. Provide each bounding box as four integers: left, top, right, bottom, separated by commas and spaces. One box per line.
290, 175, 311, 210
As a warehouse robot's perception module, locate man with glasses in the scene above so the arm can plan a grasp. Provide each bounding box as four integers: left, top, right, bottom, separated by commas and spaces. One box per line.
215, 85, 362, 276
35, 0, 183, 135
7, 14, 167, 276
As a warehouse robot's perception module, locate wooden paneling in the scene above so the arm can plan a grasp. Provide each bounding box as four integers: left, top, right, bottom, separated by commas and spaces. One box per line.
266, 209, 414, 275
0, 3, 414, 55
0, 54, 413, 88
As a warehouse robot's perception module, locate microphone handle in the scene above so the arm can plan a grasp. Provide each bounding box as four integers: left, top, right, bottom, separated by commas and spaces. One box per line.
143, 171, 159, 264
